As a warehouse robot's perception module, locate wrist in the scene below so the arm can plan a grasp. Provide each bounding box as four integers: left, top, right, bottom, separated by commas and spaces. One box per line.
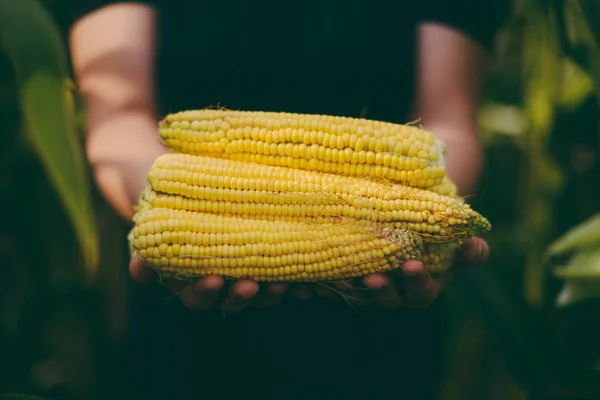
430, 128, 483, 196
86, 111, 165, 220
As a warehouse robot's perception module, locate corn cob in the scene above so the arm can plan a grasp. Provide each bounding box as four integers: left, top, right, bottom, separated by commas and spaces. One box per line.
158, 109, 446, 189
144, 153, 490, 242
131, 207, 423, 282
419, 242, 460, 273
129, 109, 491, 282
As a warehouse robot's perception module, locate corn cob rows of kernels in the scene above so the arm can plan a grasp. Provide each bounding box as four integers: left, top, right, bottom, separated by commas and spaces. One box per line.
129, 109, 491, 282
159, 109, 446, 188
131, 208, 423, 282
418, 242, 460, 274
145, 153, 487, 242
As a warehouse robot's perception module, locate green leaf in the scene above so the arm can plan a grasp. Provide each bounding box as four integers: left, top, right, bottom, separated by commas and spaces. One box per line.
0, 0, 98, 274
556, 280, 600, 308
564, 1, 600, 104
478, 102, 528, 137
520, 3, 564, 306
556, 57, 594, 110
553, 248, 600, 280
0, 395, 53, 400
546, 213, 600, 257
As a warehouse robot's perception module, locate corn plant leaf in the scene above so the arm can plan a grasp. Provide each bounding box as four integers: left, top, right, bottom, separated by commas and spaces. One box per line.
0, 0, 98, 274
546, 213, 600, 257
556, 57, 594, 110
0, 395, 53, 400
553, 247, 600, 280
564, 1, 600, 103
556, 280, 600, 308
521, 3, 563, 306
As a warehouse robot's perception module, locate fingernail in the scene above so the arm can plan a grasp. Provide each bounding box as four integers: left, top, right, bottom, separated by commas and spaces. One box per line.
363, 275, 386, 289
401, 261, 423, 277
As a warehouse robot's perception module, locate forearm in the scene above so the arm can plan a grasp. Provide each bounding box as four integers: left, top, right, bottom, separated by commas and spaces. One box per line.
70, 3, 159, 219
414, 23, 489, 197
424, 124, 483, 196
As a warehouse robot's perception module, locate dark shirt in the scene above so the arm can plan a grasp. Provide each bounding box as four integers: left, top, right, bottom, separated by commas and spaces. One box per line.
73, 0, 502, 121
71, 2, 505, 399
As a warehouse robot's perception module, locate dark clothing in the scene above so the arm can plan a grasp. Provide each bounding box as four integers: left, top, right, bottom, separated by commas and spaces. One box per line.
73, 0, 502, 122
71, 1, 505, 399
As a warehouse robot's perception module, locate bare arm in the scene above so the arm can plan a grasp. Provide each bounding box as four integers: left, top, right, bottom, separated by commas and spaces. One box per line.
414, 22, 489, 196
69, 3, 164, 219
359, 23, 491, 308
70, 6, 292, 310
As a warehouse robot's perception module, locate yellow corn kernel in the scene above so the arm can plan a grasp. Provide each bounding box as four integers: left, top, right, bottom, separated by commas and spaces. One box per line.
158, 109, 446, 188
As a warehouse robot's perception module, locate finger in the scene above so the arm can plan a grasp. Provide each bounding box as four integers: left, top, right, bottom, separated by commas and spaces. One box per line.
129, 254, 191, 302
401, 260, 441, 308
179, 283, 200, 309
457, 237, 489, 267
252, 283, 289, 308
179, 276, 224, 310
194, 275, 225, 306
129, 254, 157, 284
224, 280, 260, 314
289, 285, 313, 300
363, 273, 403, 309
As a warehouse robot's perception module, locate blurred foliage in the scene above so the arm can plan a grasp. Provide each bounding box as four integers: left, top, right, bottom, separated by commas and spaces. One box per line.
0, 0, 98, 274
0, 1, 130, 399
546, 213, 600, 307
438, 0, 600, 398
1, 0, 599, 399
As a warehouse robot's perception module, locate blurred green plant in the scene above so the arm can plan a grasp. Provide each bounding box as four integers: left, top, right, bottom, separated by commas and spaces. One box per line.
438, 0, 600, 398
502, 0, 600, 307
0, 0, 98, 275
546, 213, 600, 307
0, 1, 130, 399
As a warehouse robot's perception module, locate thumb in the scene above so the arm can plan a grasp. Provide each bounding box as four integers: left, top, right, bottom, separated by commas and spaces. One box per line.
129, 253, 158, 284
457, 237, 489, 267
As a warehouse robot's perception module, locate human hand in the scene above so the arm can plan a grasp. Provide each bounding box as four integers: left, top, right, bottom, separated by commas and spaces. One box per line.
313, 236, 490, 309
89, 122, 305, 314
128, 230, 487, 314
86, 122, 279, 313
129, 254, 295, 313
128, 237, 488, 313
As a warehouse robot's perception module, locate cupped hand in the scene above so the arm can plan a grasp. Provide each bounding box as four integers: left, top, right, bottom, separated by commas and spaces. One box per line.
129, 236, 488, 312
129, 254, 290, 313
314, 236, 489, 309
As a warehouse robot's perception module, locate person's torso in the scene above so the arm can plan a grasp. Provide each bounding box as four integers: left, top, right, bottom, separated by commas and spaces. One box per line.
125, 3, 443, 391
153, 0, 420, 122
